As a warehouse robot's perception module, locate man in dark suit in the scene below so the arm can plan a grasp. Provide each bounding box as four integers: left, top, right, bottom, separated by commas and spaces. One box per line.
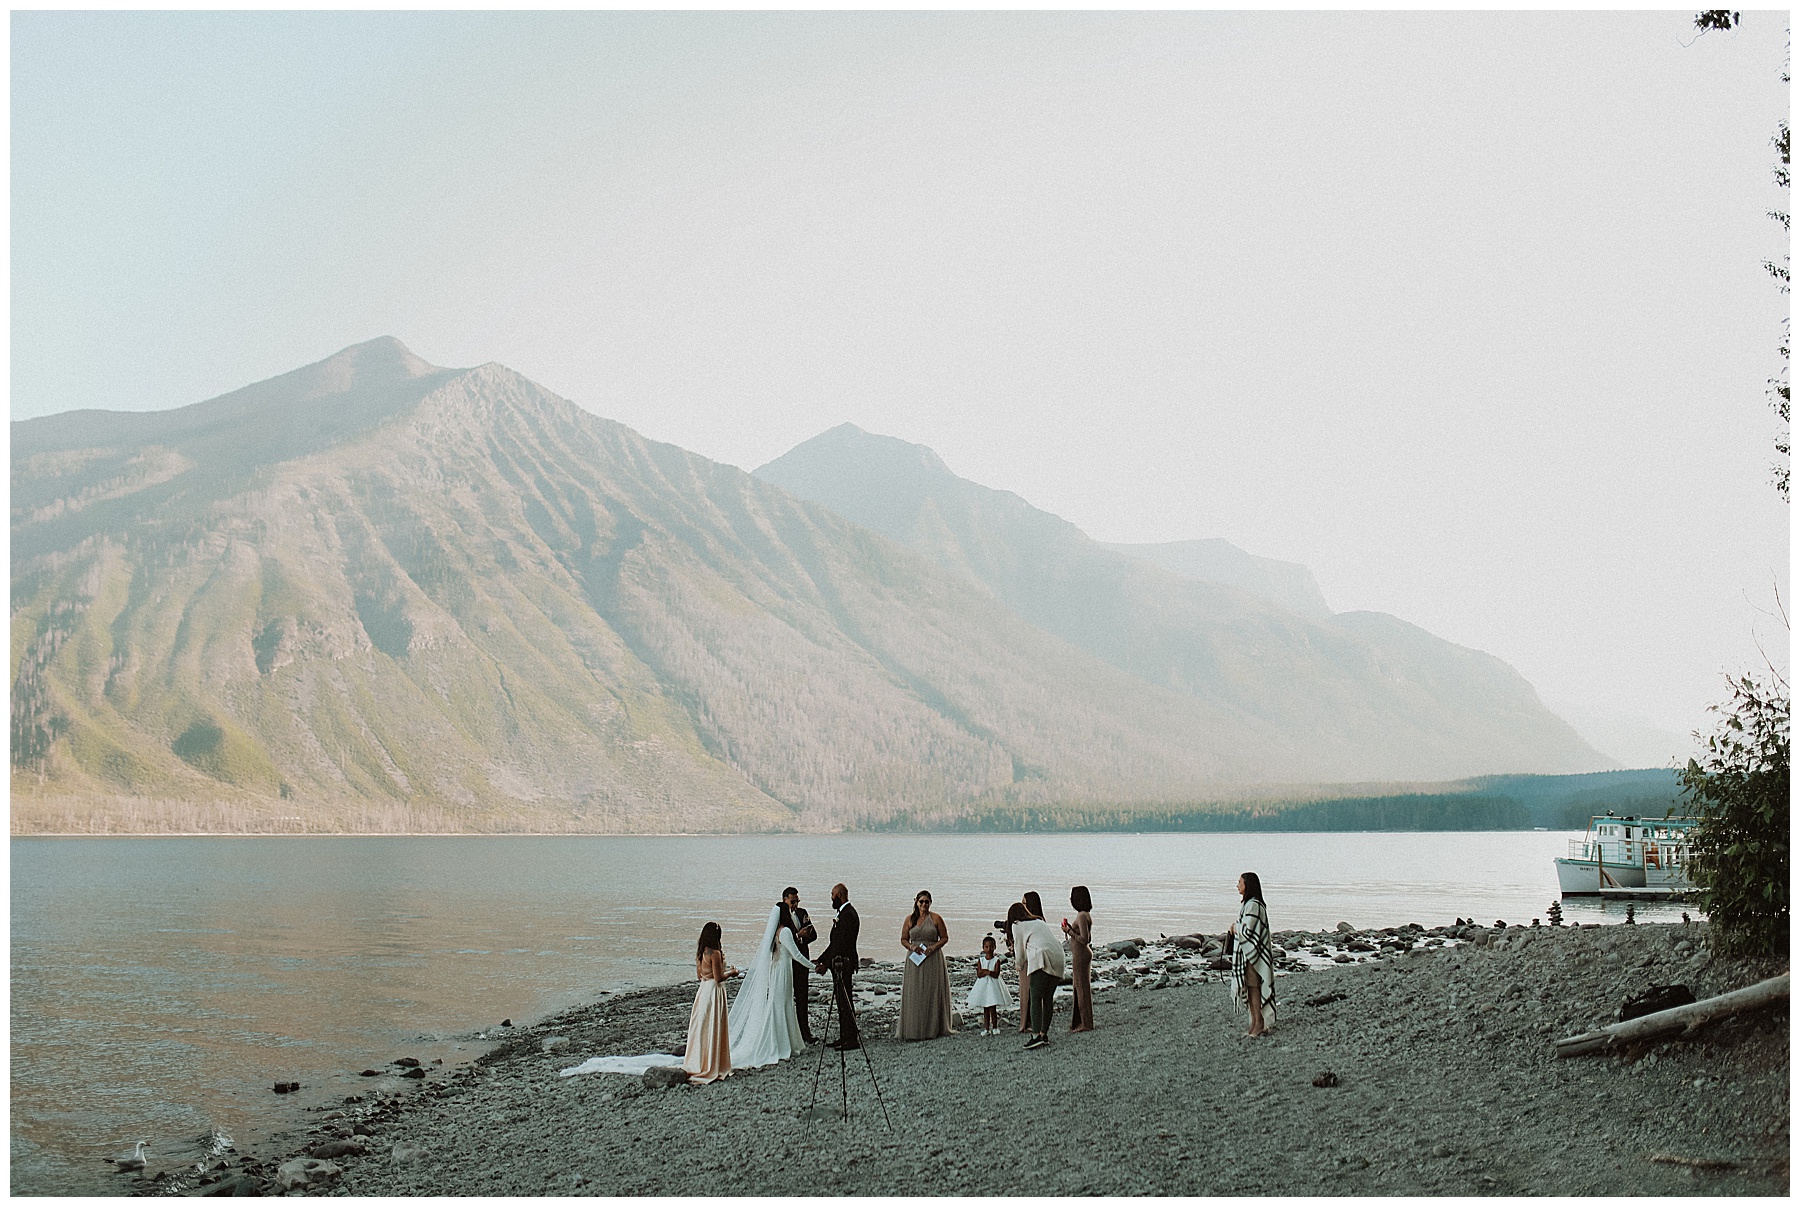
782, 886, 817, 1044
813, 882, 861, 1049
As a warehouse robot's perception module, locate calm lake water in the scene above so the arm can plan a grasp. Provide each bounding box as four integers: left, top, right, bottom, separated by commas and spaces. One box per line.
11, 831, 1686, 1194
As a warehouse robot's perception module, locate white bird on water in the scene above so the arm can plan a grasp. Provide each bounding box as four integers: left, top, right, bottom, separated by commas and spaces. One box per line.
110, 1141, 149, 1171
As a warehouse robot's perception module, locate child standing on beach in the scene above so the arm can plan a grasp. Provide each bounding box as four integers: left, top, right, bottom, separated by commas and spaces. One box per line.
966, 935, 1013, 1035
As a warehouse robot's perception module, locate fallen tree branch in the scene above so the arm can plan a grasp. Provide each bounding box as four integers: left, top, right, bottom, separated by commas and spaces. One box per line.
1554, 972, 1789, 1059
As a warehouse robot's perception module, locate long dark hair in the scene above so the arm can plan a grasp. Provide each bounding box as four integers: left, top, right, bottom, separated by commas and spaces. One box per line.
1003, 900, 1031, 943
775, 900, 796, 949
1023, 891, 1044, 919
696, 922, 722, 962
908, 889, 934, 930
1070, 885, 1092, 913
1240, 872, 1265, 904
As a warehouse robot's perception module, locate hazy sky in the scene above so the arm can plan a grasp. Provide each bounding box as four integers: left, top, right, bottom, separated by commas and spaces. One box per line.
12, 11, 1790, 764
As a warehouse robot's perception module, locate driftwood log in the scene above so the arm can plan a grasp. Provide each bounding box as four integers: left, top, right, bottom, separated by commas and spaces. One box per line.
1648, 1153, 1739, 1171
1554, 972, 1789, 1058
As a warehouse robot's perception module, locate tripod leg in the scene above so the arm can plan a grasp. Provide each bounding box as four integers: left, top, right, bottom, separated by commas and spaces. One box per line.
808, 981, 836, 1114
839, 1040, 849, 1121
858, 1038, 894, 1132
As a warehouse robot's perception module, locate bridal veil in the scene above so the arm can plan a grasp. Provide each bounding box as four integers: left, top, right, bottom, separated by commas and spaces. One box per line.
727, 903, 808, 1067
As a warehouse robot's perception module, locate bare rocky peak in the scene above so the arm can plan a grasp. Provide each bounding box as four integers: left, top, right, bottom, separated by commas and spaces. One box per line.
15, 337, 452, 455
760, 424, 1337, 622
755, 422, 1086, 553
12, 338, 481, 561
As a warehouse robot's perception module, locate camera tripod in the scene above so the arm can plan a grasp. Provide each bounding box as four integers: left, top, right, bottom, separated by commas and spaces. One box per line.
806, 961, 893, 1130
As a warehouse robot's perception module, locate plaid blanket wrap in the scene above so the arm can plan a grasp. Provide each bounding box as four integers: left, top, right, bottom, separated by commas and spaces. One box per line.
1230, 897, 1277, 1022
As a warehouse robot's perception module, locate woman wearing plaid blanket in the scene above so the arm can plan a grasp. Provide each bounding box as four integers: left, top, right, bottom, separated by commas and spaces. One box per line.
1228, 872, 1276, 1038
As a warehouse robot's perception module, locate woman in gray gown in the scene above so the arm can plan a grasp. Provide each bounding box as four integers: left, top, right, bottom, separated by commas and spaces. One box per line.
896, 889, 955, 1040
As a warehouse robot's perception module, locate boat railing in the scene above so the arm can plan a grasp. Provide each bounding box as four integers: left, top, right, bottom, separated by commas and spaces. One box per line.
1565, 839, 1642, 863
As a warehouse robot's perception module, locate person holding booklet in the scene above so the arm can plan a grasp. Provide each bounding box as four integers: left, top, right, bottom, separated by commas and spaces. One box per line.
895, 889, 955, 1040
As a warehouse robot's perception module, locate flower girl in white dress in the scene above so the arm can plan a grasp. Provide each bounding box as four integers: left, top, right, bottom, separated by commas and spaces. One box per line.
966, 935, 1013, 1035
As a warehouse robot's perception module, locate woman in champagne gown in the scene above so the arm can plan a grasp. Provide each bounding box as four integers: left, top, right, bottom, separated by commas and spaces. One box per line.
896, 890, 955, 1040
682, 923, 735, 1084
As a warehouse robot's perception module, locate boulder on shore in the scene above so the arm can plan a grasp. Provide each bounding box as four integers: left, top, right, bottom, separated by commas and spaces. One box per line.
276, 1159, 341, 1190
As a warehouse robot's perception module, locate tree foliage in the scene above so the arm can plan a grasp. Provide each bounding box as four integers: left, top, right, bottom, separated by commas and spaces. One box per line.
1693, 9, 1790, 497
1768, 114, 1790, 498
1679, 672, 1791, 955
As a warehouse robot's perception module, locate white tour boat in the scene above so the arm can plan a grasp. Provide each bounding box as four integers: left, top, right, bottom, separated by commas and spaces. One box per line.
1554, 812, 1699, 899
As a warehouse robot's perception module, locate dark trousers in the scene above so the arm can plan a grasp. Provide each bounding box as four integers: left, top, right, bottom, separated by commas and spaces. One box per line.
793, 963, 814, 1041
1028, 970, 1057, 1036
830, 960, 859, 1045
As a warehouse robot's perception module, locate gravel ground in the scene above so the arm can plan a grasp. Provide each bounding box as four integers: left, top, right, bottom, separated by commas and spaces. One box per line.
152, 920, 1787, 1197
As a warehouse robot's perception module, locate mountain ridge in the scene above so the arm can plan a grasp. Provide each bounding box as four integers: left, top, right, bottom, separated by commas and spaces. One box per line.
13, 341, 1298, 832
13, 341, 1609, 834
755, 423, 1610, 781
1102, 537, 1333, 619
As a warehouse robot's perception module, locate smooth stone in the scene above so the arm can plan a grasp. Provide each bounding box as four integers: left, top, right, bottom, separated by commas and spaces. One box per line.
642, 1065, 691, 1088
275, 1159, 340, 1191
194, 1171, 265, 1197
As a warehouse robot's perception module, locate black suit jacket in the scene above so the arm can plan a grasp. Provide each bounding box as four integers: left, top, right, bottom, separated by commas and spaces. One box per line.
818, 902, 860, 967
789, 905, 815, 960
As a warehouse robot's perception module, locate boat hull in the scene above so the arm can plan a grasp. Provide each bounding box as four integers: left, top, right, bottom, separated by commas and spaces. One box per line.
1556, 857, 1647, 896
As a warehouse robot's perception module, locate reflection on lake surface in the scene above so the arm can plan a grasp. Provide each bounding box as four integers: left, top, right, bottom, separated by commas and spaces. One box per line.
11, 831, 1687, 1194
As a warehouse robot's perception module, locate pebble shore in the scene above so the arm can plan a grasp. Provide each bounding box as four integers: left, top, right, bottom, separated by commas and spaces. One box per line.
137, 920, 1787, 1197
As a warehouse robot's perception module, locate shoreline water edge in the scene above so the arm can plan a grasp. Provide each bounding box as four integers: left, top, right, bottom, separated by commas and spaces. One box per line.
118, 919, 1787, 1197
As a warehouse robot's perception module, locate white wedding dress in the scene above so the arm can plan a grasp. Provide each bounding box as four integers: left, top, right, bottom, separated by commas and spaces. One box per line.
728, 904, 809, 1068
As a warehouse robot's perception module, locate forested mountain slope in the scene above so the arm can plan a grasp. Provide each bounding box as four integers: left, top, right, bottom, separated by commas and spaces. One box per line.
14, 340, 1293, 832
756, 423, 1611, 785
12, 341, 1610, 833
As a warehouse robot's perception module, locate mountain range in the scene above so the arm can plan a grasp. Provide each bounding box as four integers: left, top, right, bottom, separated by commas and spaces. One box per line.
755, 424, 1607, 779
11, 339, 1609, 832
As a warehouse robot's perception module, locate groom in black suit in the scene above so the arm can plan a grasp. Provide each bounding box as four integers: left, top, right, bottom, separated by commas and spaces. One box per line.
813, 882, 861, 1049
782, 886, 817, 1045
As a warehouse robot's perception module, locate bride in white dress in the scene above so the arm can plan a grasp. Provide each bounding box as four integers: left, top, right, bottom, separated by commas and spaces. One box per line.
728, 901, 810, 1067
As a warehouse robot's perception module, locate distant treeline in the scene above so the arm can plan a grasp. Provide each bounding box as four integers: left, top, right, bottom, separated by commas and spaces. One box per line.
866, 769, 1691, 834
1469, 770, 1685, 830
869, 793, 1530, 833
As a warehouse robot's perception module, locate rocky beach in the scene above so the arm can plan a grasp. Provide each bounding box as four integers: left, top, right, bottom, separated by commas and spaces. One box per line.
133, 920, 1786, 1197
